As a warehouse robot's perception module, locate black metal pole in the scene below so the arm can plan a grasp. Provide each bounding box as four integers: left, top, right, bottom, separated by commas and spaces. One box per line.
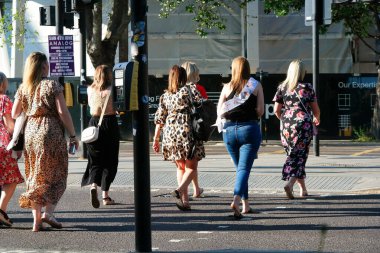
79, 6, 88, 159
312, 0, 320, 156
56, 0, 64, 86
130, 0, 152, 252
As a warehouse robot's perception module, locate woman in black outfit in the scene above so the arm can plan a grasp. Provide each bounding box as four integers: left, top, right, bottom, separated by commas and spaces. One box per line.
81, 65, 120, 208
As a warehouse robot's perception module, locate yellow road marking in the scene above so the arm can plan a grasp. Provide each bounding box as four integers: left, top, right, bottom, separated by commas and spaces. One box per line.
351, 147, 380, 156
261, 149, 285, 155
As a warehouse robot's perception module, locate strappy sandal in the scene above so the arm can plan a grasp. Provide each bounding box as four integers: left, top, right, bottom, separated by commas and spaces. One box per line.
230, 203, 243, 220
171, 190, 187, 211
176, 201, 191, 211
42, 213, 62, 229
103, 197, 116, 205
192, 188, 205, 198
0, 209, 12, 227
284, 185, 295, 200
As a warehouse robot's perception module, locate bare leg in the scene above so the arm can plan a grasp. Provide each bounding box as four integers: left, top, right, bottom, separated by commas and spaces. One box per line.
0, 182, 17, 212
102, 190, 116, 205
230, 195, 242, 218
31, 201, 42, 232
175, 160, 185, 186
241, 199, 250, 213
284, 177, 297, 199
177, 158, 198, 206
42, 203, 62, 228
191, 171, 201, 197
45, 203, 56, 215
296, 178, 308, 196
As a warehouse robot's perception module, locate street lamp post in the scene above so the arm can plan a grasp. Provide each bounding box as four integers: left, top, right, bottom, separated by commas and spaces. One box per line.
312, 0, 320, 156
130, 0, 152, 252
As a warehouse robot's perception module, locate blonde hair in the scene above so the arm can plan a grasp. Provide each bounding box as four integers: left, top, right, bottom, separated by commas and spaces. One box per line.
229, 56, 251, 94
167, 65, 187, 94
22, 52, 48, 95
280, 59, 306, 91
91, 65, 112, 91
0, 72, 8, 94
181, 61, 200, 84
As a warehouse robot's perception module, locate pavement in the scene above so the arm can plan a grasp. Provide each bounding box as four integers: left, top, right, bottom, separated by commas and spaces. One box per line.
1, 140, 380, 253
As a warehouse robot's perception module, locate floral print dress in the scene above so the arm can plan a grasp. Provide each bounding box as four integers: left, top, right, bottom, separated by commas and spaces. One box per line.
15, 80, 68, 208
272, 82, 316, 181
0, 95, 24, 186
154, 84, 205, 161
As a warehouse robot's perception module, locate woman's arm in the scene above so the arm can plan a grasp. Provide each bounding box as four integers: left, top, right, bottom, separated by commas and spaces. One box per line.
152, 124, 163, 153
55, 92, 79, 148
217, 85, 227, 116
274, 102, 283, 120
310, 101, 320, 125
255, 83, 264, 118
3, 114, 15, 134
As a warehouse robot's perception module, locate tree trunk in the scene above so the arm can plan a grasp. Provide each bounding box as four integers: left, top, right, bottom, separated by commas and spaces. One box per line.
371, 65, 380, 140
85, 0, 130, 68
119, 26, 129, 62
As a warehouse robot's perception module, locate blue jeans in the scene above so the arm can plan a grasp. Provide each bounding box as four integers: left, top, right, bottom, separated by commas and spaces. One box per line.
223, 121, 261, 200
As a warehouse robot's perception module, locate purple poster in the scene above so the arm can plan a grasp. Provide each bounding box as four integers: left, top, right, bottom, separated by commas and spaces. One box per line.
48, 35, 75, 76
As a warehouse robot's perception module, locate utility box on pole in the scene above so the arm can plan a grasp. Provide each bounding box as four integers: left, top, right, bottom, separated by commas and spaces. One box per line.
113, 61, 139, 112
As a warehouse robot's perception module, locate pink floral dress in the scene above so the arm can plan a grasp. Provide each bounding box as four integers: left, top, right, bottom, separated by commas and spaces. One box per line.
272, 83, 316, 181
0, 95, 24, 186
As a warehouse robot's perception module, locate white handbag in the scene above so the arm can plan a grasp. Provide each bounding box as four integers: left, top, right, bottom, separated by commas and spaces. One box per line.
81, 91, 111, 144
81, 126, 99, 143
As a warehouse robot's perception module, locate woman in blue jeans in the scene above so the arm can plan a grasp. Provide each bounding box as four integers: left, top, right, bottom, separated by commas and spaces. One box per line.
217, 56, 264, 219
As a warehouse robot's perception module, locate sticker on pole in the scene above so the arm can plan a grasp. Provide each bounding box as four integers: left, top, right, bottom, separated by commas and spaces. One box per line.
48, 35, 75, 76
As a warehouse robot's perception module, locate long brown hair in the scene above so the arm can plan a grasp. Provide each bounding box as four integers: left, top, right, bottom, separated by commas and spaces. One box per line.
167, 65, 187, 93
22, 52, 48, 95
0, 72, 8, 94
91, 65, 112, 91
229, 56, 251, 94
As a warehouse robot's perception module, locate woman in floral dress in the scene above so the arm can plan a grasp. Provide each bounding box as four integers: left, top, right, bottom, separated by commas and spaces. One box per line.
152, 65, 205, 211
12, 52, 79, 232
0, 72, 24, 227
273, 59, 320, 199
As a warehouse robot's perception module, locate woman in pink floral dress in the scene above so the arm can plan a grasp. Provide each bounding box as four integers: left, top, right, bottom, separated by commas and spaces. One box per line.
273, 60, 320, 199
0, 72, 24, 227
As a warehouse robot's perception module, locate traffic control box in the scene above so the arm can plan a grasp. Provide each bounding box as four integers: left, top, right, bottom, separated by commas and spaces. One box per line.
113, 61, 139, 112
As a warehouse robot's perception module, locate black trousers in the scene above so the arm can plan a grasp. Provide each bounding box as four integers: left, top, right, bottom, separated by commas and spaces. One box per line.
81, 115, 120, 191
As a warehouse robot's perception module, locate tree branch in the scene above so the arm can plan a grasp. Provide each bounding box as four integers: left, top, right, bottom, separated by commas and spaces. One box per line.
104, 0, 130, 48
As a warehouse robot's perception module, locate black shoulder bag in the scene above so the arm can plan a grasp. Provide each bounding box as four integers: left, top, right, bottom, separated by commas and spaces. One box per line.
186, 85, 217, 142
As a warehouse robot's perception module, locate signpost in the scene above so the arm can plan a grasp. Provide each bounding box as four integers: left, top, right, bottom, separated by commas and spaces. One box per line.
48, 35, 75, 76
304, 0, 332, 156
